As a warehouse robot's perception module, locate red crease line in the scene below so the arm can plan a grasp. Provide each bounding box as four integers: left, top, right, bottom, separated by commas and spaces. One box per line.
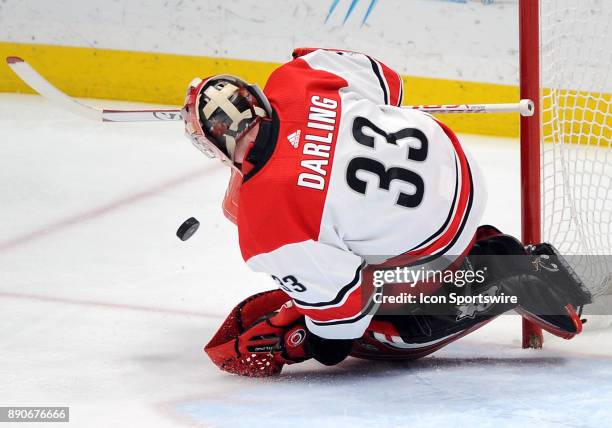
0, 291, 224, 319
0, 167, 209, 253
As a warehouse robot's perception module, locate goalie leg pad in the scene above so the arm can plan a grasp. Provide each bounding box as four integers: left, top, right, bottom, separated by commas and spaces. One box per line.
469, 235, 592, 339
351, 315, 495, 361
515, 243, 592, 339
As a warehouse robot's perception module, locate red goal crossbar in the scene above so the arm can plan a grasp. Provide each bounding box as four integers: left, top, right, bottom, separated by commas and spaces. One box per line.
519, 0, 544, 349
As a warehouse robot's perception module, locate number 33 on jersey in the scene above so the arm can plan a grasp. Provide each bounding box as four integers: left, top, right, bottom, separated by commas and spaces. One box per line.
235, 48, 487, 340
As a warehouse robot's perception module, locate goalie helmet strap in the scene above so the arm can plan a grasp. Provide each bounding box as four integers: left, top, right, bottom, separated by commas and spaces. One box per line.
243, 110, 279, 182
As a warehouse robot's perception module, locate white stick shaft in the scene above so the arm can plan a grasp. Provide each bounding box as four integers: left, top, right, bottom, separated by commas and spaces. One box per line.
403, 99, 535, 116
7, 56, 535, 122
101, 109, 182, 122
6, 56, 182, 122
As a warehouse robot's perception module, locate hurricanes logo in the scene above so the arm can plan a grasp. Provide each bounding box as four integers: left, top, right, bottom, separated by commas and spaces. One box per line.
287, 328, 306, 347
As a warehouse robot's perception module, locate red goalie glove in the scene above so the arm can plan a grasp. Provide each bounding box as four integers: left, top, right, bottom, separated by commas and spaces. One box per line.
204, 290, 310, 377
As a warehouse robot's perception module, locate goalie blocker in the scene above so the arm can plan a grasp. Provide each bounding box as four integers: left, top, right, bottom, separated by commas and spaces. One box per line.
205, 227, 591, 376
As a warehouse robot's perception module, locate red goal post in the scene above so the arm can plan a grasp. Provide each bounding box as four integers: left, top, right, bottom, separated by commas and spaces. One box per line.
519, 0, 543, 349
519, 0, 612, 348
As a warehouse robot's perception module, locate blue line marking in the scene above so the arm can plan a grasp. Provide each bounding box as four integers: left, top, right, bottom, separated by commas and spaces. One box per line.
343, 0, 360, 24
325, 0, 340, 23
361, 0, 378, 26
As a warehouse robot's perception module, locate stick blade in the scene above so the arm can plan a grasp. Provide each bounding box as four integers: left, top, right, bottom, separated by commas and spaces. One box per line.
6, 56, 103, 121
6, 56, 182, 123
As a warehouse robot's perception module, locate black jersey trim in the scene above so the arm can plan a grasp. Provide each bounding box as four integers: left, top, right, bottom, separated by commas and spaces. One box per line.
368, 57, 389, 105
292, 261, 366, 308
243, 109, 280, 183
403, 160, 475, 268
309, 291, 379, 326
444, 160, 475, 254
404, 155, 460, 254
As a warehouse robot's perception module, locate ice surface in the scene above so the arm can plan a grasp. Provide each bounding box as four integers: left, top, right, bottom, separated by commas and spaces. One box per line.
1, 94, 611, 427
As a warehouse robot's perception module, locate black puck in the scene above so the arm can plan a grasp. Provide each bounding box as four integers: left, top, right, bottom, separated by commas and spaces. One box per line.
177, 217, 200, 241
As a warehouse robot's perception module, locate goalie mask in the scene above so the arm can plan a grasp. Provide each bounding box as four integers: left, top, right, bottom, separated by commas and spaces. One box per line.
182, 75, 272, 169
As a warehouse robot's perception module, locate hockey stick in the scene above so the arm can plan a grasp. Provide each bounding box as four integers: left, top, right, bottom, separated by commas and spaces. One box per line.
6, 57, 181, 122
404, 100, 535, 117
6, 56, 534, 121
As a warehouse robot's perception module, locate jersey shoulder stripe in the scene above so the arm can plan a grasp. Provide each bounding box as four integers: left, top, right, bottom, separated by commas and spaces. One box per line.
367, 57, 390, 104
367, 56, 403, 106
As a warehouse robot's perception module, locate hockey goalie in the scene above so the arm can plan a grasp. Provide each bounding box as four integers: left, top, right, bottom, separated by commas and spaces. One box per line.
181, 48, 592, 377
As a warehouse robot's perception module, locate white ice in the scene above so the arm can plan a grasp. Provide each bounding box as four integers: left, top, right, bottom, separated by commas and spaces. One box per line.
1, 94, 612, 427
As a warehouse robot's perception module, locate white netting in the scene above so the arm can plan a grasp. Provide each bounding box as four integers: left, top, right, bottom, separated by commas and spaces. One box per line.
540, 0, 612, 300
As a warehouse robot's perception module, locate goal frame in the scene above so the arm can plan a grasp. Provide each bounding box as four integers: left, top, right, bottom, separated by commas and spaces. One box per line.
519, 0, 544, 349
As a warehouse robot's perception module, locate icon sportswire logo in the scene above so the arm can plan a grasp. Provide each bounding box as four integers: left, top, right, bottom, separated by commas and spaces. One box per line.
287, 130, 301, 148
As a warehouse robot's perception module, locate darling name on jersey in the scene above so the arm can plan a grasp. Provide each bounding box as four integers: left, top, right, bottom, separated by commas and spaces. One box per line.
296, 95, 338, 191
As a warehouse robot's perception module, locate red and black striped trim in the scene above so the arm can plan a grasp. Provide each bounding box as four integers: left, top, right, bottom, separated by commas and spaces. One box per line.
367, 56, 390, 105
293, 261, 366, 308
309, 291, 379, 327
404, 155, 460, 254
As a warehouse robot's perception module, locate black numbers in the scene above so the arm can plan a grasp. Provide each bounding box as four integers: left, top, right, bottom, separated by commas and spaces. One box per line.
352, 117, 429, 161
346, 158, 424, 208
272, 275, 307, 293
346, 116, 428, 208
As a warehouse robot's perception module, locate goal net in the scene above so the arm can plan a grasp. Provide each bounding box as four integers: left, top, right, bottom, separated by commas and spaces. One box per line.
539, 0, 612, 324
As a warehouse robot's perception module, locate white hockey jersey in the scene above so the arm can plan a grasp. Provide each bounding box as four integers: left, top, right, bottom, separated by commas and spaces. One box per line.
235, 48, 487, 339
